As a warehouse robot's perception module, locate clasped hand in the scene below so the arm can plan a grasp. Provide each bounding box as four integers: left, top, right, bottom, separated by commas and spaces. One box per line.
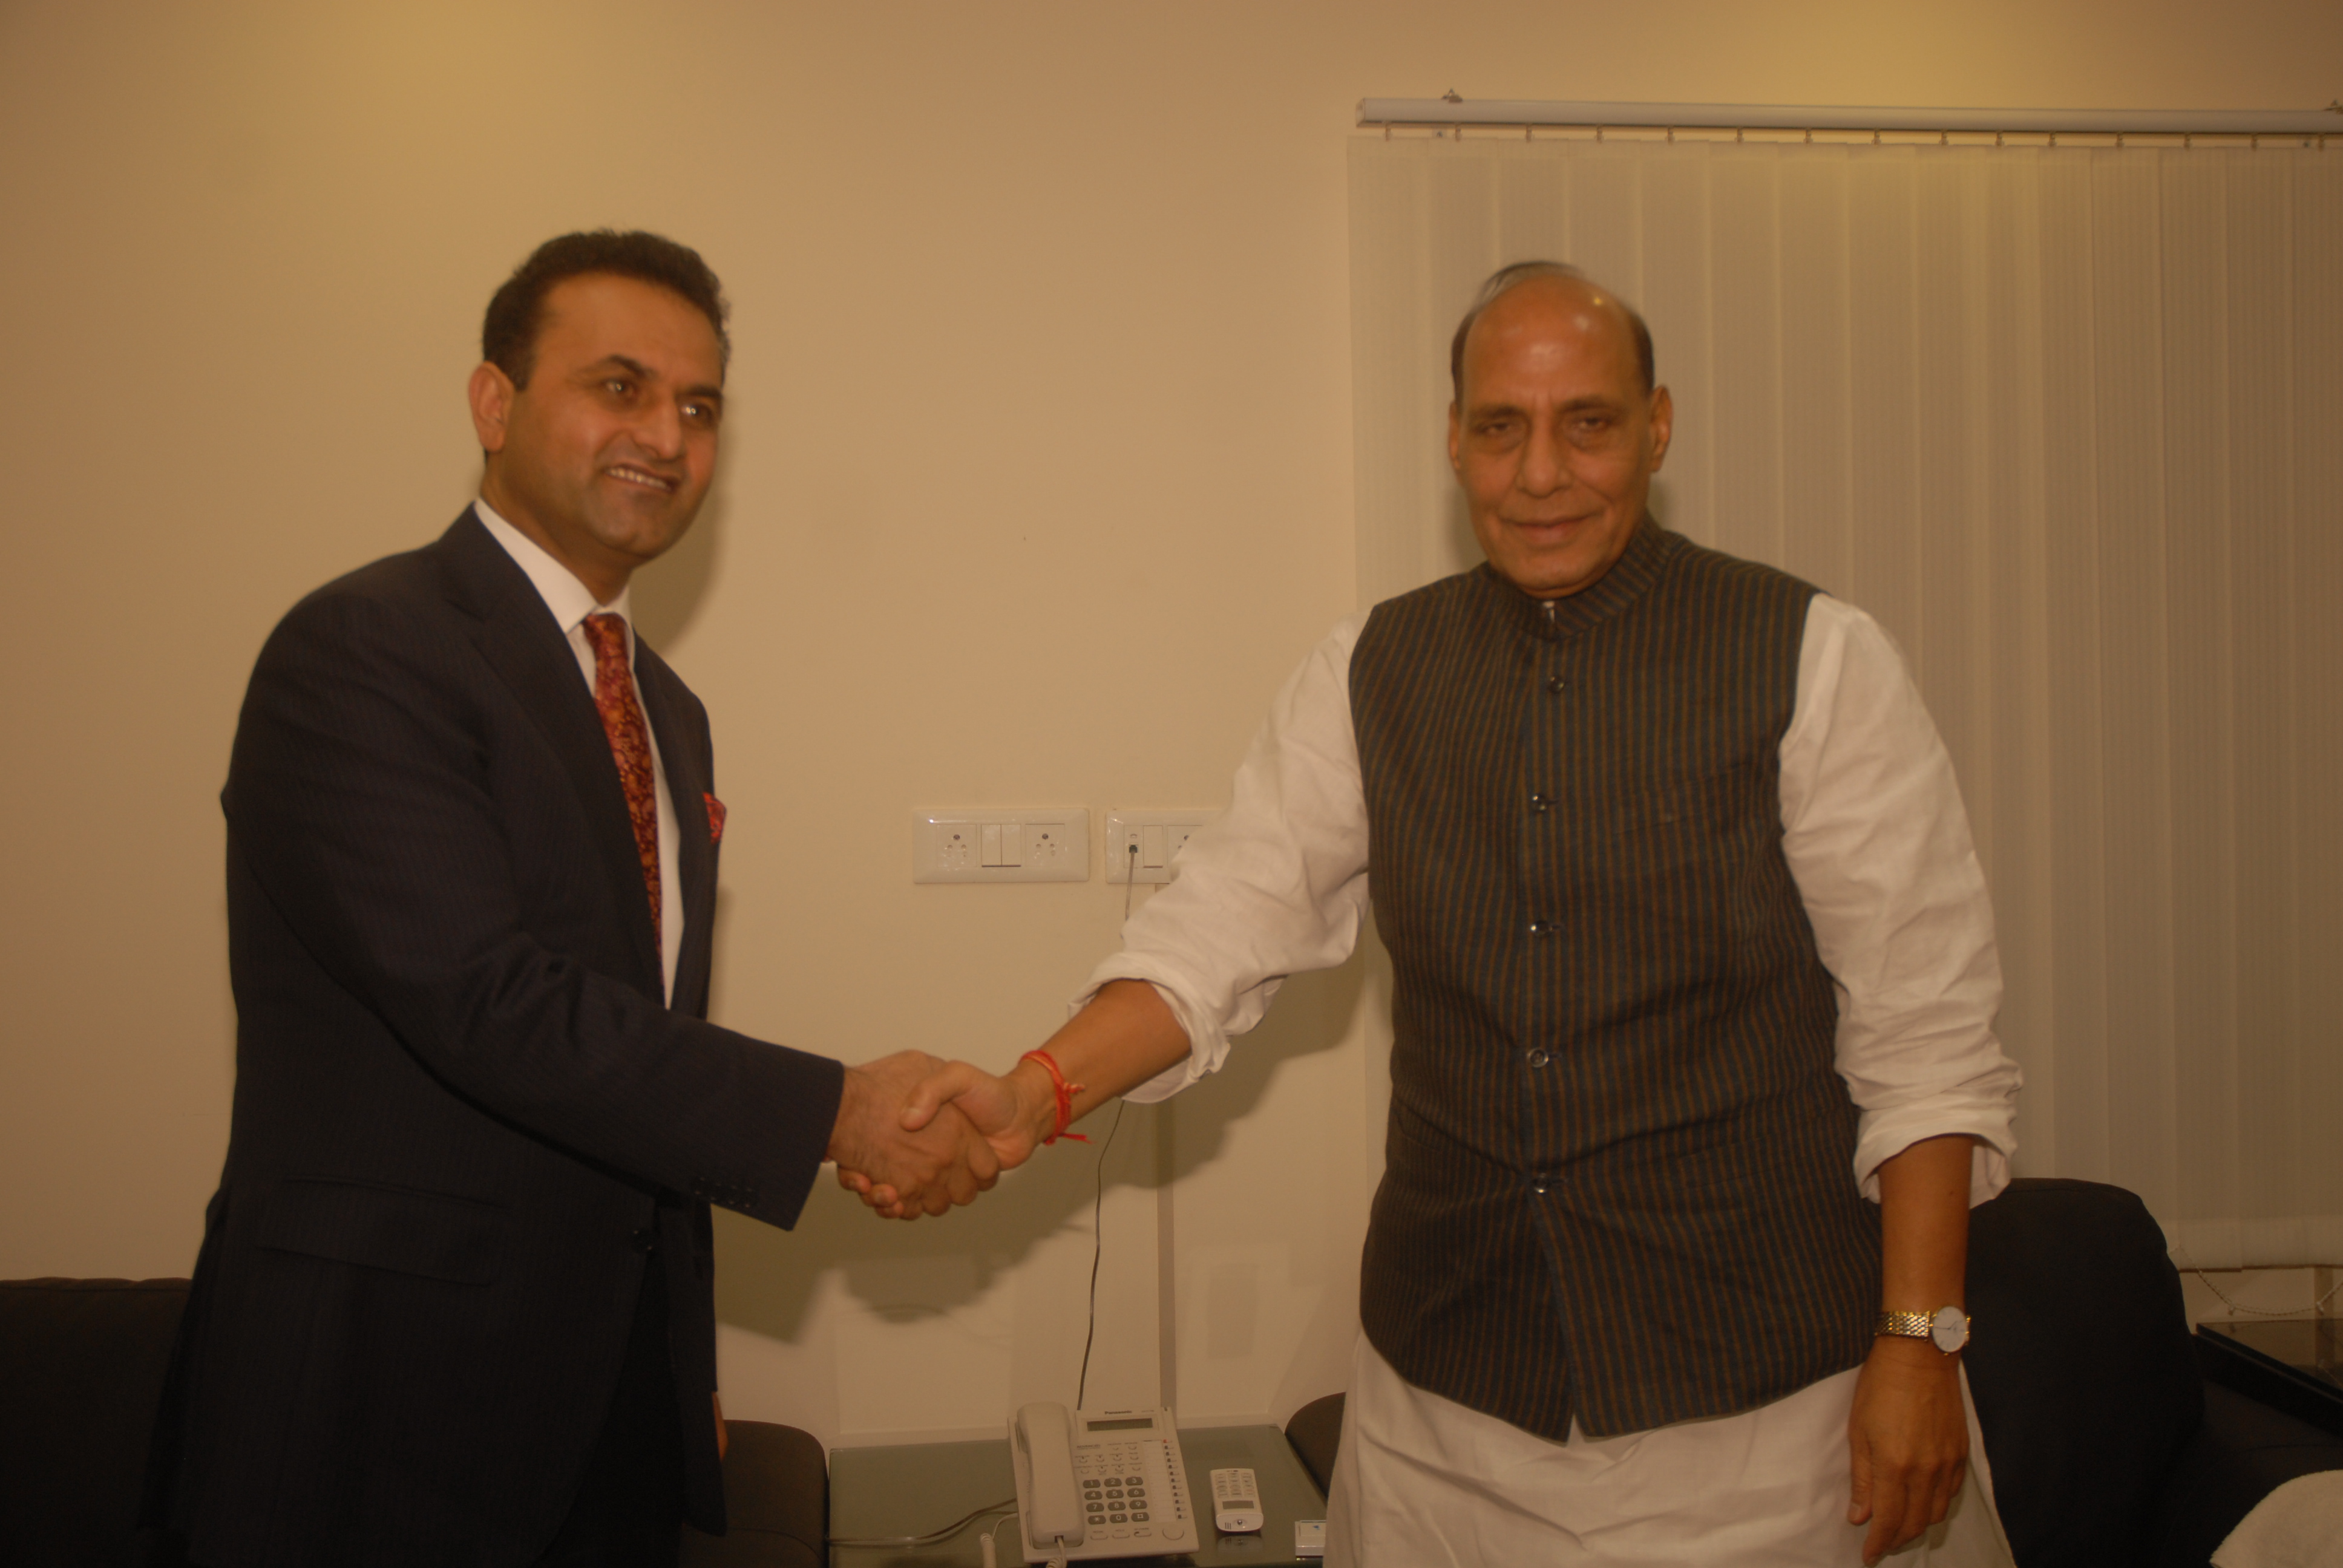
829, 1054, 1046, 1221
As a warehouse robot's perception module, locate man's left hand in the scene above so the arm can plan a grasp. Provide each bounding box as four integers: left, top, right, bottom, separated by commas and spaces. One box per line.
1847, 1336, 1967, 1564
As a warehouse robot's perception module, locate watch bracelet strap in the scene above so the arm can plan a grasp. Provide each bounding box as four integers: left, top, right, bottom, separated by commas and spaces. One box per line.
1876, 1310, 1935, 1338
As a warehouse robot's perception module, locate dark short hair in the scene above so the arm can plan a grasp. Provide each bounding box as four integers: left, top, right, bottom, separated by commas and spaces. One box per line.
482, 230, 730, 388
1448, 261, 1655, 403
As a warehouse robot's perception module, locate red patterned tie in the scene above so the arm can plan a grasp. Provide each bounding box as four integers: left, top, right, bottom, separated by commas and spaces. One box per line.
582, 613, 661, 949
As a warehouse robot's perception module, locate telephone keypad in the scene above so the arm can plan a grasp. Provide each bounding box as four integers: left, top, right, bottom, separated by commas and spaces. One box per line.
1064, 1432, 1186, 1547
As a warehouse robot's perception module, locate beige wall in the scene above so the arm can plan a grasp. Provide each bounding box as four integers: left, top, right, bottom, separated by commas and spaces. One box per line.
4, 0, 2336, 1446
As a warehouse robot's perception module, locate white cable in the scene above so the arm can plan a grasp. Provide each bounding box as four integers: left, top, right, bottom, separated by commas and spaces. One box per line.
2177, 1256, 2343, 1318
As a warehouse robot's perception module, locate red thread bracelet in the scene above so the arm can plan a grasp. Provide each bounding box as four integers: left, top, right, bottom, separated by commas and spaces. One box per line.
1020, 1049, 1091, 1144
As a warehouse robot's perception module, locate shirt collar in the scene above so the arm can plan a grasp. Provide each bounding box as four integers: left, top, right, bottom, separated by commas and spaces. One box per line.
472, 497, 635, 650
1483, 512, 1680, 642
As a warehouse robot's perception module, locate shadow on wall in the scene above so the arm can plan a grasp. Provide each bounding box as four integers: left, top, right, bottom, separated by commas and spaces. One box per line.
631, 485, 726, 652
712, 951, 1373, 1343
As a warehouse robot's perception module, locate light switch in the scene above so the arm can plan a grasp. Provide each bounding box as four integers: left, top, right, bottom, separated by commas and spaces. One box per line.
1000, 822, 1024, 865
1141, 825, 1168, 869
981, 823, 1003, 866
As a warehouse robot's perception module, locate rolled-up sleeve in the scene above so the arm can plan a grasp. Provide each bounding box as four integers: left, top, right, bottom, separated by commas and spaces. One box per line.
1779, 595, 2022, 1206
1076, 615, 1374, 1103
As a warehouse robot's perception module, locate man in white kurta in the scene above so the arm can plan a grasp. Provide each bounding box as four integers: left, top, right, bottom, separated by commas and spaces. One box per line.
1080, 593, 2019, 1566
879, 264, 2022, 1565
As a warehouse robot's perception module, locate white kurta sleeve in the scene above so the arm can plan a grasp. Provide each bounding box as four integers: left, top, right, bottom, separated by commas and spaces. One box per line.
1778, 595, 2022, 1206
1076, 614, 1374, 1103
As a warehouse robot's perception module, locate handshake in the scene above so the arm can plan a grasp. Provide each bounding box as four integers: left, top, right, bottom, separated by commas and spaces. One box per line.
824, 1045, 1044, 1218
819, 979, 1188, 1219
822, 1050, 1049, 1219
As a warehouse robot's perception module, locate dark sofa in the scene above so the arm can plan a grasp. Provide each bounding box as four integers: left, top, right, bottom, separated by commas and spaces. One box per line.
1281, 1178, 2343, 1567
0, 1276, 827, 1567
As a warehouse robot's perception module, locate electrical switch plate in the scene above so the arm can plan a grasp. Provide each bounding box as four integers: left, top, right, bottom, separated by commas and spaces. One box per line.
1104, 809, 1214, 884
911, 808, 1089, 883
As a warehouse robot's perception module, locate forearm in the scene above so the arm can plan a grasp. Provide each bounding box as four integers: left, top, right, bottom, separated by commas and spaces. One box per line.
1003, 980, 1194, 1146
1847, 1133, 1977, 1560
1874, 1132, 1976, 1316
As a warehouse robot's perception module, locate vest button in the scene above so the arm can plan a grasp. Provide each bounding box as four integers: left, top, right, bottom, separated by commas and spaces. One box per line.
1528, 919, 1550, 936
1529, 792, 1549, 814
1528, 1048, 1550, 1068
1545, 674, 1566, 694
1531, 1178, 1550, 1196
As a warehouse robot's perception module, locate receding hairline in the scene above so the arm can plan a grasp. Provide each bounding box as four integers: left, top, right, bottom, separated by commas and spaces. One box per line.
481, 228, 730, 391
534, 272, 727, 371
1449, 262, 1656, 406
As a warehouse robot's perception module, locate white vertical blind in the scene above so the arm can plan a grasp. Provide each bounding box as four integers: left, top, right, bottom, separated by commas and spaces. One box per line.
1348, 134, 2343, 1269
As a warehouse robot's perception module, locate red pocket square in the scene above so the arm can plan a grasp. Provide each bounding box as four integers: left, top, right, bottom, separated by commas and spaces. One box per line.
704, 793, 726, 844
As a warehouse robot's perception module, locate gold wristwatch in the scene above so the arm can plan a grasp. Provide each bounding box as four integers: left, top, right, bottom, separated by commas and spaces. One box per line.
1876, 1305, 1971, 1353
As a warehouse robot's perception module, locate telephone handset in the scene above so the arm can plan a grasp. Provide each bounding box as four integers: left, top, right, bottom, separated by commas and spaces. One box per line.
1009, 1403, 1196, 1563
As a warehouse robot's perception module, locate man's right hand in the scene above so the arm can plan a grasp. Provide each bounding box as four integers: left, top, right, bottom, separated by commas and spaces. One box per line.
825, 1051, 1002, 1218
836, 1057, 1052, 1219
838, 981, 1197, 1218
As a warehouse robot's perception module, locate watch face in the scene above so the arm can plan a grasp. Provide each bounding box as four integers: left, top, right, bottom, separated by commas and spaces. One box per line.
1931, 1305, 1970, 1353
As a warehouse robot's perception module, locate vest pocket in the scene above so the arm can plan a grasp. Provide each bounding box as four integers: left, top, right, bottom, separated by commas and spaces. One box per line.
250, 1178, 508, 1285
1607, 768, 1749, 839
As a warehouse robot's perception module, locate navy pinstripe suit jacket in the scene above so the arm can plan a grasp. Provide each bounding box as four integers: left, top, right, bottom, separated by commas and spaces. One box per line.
146, 512, 842, 1566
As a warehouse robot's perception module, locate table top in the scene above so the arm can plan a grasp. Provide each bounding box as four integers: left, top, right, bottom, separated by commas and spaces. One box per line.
829, 1422, 1327, 1567
2198, 1317, 2343, 1391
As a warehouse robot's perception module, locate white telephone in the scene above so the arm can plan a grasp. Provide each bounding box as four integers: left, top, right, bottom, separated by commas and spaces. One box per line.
1008, 1403, 1196, 1563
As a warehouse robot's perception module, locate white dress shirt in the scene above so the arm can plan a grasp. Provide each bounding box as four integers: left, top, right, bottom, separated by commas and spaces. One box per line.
474, 500, 683, 1001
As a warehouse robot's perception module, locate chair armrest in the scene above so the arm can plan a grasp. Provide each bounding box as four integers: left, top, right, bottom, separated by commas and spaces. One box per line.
1284, 1394, 1345, 1498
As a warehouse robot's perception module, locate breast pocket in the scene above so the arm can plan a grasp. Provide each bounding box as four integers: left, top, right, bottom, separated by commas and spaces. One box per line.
1608, 769, 1755, 866
1576, 769, 1775, 972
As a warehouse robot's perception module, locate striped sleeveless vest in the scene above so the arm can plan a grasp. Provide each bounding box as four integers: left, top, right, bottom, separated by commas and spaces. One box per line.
1350, 520, 1881, 1439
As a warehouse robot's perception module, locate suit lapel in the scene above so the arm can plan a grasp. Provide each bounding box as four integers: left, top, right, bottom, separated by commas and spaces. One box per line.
433, 514, 666, 996
636, 646, 715, 1018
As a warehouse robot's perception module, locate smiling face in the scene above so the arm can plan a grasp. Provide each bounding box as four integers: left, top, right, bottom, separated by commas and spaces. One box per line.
469, 272, 726, 602
1447, 276, 1672, 599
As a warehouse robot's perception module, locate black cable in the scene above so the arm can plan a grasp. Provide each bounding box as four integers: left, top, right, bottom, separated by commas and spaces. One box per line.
1073, 1099, 1126, 1409
1071, 836, 1143, 1410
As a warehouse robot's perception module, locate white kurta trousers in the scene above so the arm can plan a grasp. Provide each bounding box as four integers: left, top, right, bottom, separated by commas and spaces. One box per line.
1325, 1336, 2016, 1567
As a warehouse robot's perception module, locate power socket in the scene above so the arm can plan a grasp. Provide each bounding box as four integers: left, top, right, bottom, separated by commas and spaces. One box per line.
1104, 810, 1214, 884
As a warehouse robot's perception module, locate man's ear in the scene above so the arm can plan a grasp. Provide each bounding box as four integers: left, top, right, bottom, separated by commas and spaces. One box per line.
1645, 385, 1674, 472
468, 361, 515, 456
1447, 401, 1464, 476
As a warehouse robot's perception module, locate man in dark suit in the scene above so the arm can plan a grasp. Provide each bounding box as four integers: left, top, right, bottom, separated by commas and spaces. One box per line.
146, 231, 992, 1567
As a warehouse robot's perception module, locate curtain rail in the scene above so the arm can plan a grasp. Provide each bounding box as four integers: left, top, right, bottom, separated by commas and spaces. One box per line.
1357, 98, 2343, 138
